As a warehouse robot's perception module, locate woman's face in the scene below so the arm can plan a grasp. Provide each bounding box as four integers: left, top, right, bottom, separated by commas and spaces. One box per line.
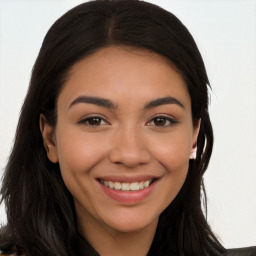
41, 46, 199, 235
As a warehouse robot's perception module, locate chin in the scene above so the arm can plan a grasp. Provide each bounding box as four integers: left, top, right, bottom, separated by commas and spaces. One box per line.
102, 209, 159, 234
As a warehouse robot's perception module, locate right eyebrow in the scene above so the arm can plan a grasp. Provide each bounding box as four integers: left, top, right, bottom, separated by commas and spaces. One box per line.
68, 96, 117, 110
144, 96, 185, 110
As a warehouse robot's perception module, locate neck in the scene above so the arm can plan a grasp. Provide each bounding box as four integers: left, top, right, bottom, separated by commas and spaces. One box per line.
76, 208, 158, 256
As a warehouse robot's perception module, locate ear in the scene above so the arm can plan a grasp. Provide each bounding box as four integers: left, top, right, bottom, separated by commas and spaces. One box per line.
39, 114, 59, 163
190, 119, 201, 159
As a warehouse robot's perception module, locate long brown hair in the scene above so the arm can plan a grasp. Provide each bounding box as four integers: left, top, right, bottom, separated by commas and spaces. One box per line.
0, 1, 226, 255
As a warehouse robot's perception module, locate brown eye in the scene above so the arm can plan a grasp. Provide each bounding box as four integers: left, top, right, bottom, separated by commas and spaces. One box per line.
78, 116, 108, 126
147, 116, 177, 127
87, 117, 102, 126
154, 117, 167, 126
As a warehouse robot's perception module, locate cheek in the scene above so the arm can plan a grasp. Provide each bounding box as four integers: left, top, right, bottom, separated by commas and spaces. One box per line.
155, 133, 191, 207
55, 127, 108, 175
148, 128, 192, 206
150, 129, 192, 171
54, 128, 108, 208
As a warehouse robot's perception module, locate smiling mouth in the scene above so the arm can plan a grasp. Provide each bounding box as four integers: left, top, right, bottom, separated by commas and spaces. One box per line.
99, 179, 156, 191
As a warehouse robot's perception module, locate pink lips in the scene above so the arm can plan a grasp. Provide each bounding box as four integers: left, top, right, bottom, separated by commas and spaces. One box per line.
98, 176, 158, 204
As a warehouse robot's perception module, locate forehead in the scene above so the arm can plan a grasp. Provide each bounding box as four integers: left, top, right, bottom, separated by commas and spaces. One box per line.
58, 46, 191, 110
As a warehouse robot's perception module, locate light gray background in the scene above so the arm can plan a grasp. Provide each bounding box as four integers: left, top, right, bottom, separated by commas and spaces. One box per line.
0, 0, 255, 248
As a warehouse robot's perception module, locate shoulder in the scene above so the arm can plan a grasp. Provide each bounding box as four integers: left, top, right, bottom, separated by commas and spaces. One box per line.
0, 254, 18, 256
0, 250, 26, 256
227, 246, 256, 256
0, 254, 26, 256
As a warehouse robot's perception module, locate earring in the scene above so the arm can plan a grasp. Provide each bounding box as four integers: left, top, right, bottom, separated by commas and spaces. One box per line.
190, 146, 197, 160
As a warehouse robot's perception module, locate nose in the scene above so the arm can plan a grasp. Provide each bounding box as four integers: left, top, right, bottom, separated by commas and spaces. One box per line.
109, 126, 151, 168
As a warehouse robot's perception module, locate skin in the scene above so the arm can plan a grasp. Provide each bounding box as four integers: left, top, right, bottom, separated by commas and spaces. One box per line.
40, 46, 200, 256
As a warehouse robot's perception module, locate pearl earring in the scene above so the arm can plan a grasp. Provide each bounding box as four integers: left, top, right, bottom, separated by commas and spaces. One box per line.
190, 146, 197, 160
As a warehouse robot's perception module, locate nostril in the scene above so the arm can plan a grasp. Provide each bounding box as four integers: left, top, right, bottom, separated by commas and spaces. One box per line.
108, 147, 151, 167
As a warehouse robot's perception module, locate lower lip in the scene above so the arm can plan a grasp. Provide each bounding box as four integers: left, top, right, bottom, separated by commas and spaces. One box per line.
99, 181, 157, 204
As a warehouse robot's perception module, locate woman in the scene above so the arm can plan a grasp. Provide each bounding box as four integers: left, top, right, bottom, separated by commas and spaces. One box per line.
0, 1, 255, 255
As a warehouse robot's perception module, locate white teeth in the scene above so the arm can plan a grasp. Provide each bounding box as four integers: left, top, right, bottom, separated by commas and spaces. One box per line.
114, 182, 122, 190
144, 180, 150, 188
121, 183, 130, 191
139, 182, 144, 189
100, 179, 153, 191
130, 182, 139, 191
109, 181, 114, 189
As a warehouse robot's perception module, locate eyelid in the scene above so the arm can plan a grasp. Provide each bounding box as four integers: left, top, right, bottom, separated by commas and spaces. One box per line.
146, 115, 178, 127
77, 114, 110, 126
76, 114, 177, 127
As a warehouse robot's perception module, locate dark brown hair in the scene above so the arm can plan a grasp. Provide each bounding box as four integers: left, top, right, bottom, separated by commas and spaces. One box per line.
0, 1, 226, 255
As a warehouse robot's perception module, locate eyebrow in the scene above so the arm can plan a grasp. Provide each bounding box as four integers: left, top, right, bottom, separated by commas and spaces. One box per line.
144, 96, 185, 109
69, 96, 184, 110
69, 96, 117, 110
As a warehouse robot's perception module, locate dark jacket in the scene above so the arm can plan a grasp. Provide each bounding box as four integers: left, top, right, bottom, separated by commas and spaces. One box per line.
227, 247, 256, 256
1, 247, 256, 256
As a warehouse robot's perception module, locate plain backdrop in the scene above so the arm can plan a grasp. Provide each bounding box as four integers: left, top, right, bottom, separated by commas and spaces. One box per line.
0, 0, 255, 249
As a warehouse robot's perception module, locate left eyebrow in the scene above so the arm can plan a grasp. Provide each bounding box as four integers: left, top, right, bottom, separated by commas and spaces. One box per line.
68, 96, 117, 110
144, 97, 185, 109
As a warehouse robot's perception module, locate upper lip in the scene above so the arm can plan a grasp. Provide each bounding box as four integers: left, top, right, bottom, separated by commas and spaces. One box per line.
97, 175, 160, 183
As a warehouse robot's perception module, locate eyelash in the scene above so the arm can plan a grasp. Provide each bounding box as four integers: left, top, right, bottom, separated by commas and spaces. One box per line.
77, 115, 177, 127
147, 115, 178, 127
77, 116, 109, 127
